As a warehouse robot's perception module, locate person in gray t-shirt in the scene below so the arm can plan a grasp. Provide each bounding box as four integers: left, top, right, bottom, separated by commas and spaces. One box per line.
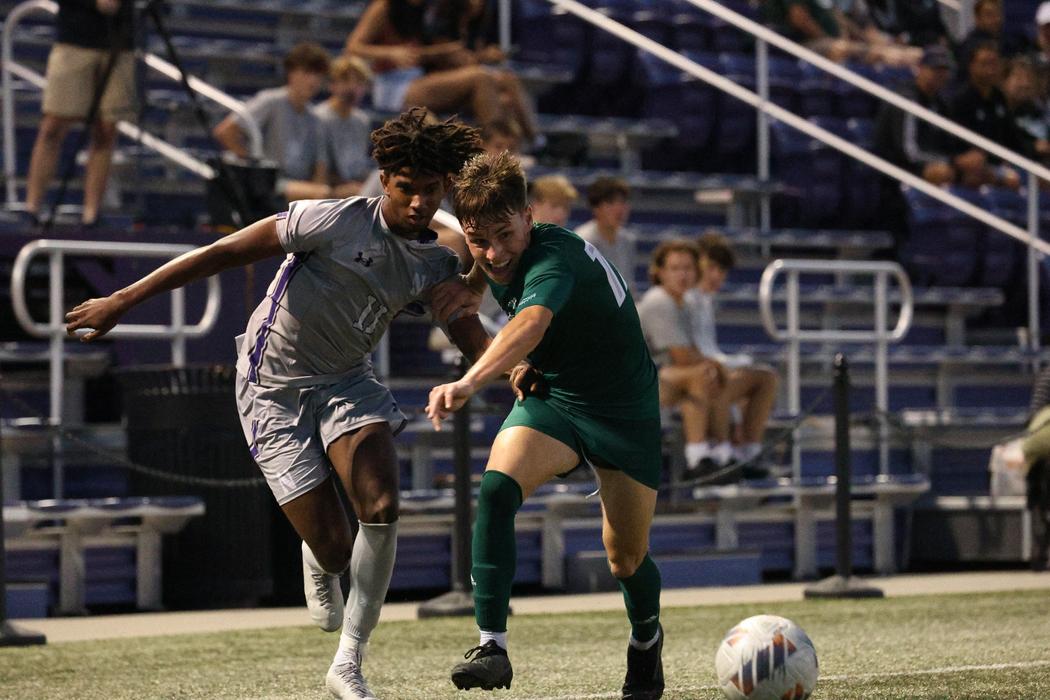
213, 43, 333, 203
66, 109, 491, 700
575, 176, 638, 295
636, 239, 734, 484
315, 55, 374, 198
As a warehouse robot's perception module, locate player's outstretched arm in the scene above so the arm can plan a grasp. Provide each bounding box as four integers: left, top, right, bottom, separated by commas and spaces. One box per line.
65, 216, 284, 342
426, 305, 552, 429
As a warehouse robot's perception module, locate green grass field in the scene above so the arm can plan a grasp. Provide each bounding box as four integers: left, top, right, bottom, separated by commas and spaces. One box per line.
2, 588, 1049, 699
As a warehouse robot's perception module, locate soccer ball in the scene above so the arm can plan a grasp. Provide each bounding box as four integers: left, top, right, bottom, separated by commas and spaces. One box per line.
715, 615, 818, 700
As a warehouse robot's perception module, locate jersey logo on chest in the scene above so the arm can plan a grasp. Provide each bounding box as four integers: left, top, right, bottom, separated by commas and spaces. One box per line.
354, 251, 374, 267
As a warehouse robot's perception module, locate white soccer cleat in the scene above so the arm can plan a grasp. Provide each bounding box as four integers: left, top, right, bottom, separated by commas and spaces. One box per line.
302, 541, 344, 632
326, 648, 378, 700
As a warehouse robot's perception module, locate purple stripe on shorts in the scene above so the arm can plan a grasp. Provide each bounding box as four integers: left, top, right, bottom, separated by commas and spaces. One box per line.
249, 419, 259, 459
247, 252, 306, 383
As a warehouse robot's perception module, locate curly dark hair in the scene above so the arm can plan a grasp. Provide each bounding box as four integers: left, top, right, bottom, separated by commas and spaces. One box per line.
370, 107, 482, 177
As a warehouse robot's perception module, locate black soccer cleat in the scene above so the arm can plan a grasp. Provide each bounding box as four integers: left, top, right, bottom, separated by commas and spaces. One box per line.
451, 640, 513, 691
622, 624, 664, 700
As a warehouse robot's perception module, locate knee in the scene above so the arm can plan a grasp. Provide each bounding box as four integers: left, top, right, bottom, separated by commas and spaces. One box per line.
90, 121, 117, 150
479, 471, 523, 513
37, 116, 69, 143
607, 550, 645, 580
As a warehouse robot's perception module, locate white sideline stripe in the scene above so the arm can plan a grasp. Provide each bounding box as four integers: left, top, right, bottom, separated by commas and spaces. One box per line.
520, 660, 1050, 700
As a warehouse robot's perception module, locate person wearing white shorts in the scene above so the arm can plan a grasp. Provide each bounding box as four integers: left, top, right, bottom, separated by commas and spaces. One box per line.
65, 109, 492, 700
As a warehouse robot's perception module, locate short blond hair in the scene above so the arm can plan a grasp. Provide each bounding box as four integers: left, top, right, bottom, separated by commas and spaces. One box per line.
530, 175, 578, 207
330, 55, 373, 83
453, 151, 528, 230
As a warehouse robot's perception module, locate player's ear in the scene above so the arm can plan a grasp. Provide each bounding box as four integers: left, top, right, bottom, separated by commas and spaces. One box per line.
379, 171, 390, 194
523, 205, 533, 230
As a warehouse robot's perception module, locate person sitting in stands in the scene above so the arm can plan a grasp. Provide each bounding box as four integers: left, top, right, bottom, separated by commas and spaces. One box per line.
213, 43, 334, 204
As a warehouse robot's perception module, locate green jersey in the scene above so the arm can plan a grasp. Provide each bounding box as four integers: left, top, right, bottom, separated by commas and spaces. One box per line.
487, 224, 659, 420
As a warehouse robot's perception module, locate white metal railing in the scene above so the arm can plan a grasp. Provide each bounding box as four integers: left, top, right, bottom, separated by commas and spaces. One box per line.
545, 0, 1047, 351
759, 259, 914, 478
2, 0, 263, 206
11, 240, 221, 426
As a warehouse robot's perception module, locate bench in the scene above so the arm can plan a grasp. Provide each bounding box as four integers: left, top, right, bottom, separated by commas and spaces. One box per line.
4, 496, 205, 614
691, 473, 929, 579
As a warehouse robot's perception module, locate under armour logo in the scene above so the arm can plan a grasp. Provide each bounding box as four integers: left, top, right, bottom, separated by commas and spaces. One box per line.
355, 251, 373, 267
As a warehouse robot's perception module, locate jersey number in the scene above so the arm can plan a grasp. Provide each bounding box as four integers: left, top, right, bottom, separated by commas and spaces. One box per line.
584, 241, 627, 307
353, 295, 388, 334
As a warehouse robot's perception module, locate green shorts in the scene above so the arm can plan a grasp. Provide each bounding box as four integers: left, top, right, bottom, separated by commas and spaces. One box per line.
500, 395, 663, 490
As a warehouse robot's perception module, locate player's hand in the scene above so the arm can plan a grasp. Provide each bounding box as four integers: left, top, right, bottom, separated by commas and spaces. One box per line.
426, 378, 475, 430
509, 362, 547, 401
430, 277, 482, 324
95, 0, 120, 15
65, 295, 125, 342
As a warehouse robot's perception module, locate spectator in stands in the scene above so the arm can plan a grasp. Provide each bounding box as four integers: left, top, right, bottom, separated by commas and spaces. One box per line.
576, 177, 637, 294
831, 0, 922, 67
345, 0, 538, 143
873, 45, 959, 188
23, 0, 135, 227
315, 55, 375, 198
1023, 364, 1050, 571
529, 175, 578, 227
956, 0, 1027, 75
637, 240, 736, 484
1035, 2, 1050, 79
1003, 57, 1050, 163
689, 232, 778, 472
948, 41, 1026, 189
765, 0, 918, 65
212, 43, 334, 204
866, 0, 948, 48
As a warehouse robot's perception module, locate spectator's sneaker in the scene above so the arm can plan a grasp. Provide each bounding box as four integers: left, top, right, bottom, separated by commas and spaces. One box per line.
302, 541, 343, 632
683, 457, 741, 486
326, 648, 378, 700
622, 624, 664, 700
450, 640, 513, 690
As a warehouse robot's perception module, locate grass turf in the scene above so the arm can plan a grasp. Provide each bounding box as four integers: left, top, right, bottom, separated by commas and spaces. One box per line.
1, 588, 1048, 699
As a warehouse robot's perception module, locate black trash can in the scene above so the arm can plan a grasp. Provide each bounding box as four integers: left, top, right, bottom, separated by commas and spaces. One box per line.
118, 364, 273, 609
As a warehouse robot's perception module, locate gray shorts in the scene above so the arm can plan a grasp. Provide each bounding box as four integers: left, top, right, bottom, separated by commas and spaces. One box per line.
235, 369, 406, 505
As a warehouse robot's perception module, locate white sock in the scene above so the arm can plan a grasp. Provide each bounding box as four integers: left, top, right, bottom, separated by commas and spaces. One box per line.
303, 540, 344, 576
480, 629, 508, 650
335, 521, 398, 663
685, 442, 711, 467
629, 626, 661, 650
711, 441, 733, 465
735, 442, 762, 463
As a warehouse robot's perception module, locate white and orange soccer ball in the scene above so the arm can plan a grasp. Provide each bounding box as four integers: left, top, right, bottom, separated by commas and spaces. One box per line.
715, 614, 819, 700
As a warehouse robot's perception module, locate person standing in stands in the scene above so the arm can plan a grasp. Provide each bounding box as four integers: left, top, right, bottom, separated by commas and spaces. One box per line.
67, 109, 489, 700
315, 55, 376, 198
213, 43, 336, 205
576, 177, 638, 295
23, 0, 135, 228
427, 151, 665, 699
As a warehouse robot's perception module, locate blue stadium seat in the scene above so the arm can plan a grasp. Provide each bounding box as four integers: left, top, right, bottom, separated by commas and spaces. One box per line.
840, 118, 881, 228
640, 51, 717, 168
980, 187, 1026, 288
798, 61, 836, 117
900, 187, 981, 287
712, 52, 757, 169
770, 118, 845, 227
834, 61, 881, 119
514, 0, 588, 80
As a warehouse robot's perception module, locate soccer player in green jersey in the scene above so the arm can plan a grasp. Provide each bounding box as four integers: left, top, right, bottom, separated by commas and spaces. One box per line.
425, 152, 665, 700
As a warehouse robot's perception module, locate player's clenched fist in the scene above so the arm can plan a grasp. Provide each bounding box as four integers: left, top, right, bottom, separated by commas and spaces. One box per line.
509, 362, 548, 401
426, 378, 476, 430
65, 295, 127, 342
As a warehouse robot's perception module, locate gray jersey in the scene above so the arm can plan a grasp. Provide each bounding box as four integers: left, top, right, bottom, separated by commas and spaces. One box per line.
575, 221, 638, 294
636, 285, 694, 369
236, 196, 460, 387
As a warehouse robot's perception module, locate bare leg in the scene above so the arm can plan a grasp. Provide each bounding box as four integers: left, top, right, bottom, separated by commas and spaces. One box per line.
722, 367, 778, 443
494, 70, 539, 142
402, 66, 503, 125
598, 468, 657, 579
82, 119, 117, 224
658, 365, 716, 444
25, 114, 75, 215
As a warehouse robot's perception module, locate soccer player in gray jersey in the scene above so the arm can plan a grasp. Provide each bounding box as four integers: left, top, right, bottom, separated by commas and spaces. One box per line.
65, 109, 489, 700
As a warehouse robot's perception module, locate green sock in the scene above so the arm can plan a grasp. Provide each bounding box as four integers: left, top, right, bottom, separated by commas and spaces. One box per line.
472, 471, 523, 633
617, 553, 661, 643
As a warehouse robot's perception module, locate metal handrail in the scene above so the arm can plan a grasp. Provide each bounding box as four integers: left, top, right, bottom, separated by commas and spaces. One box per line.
1, 0, 262, 206
10, 239, 221, 429
546, 0, 1046, 352
759, 259, 914, 478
